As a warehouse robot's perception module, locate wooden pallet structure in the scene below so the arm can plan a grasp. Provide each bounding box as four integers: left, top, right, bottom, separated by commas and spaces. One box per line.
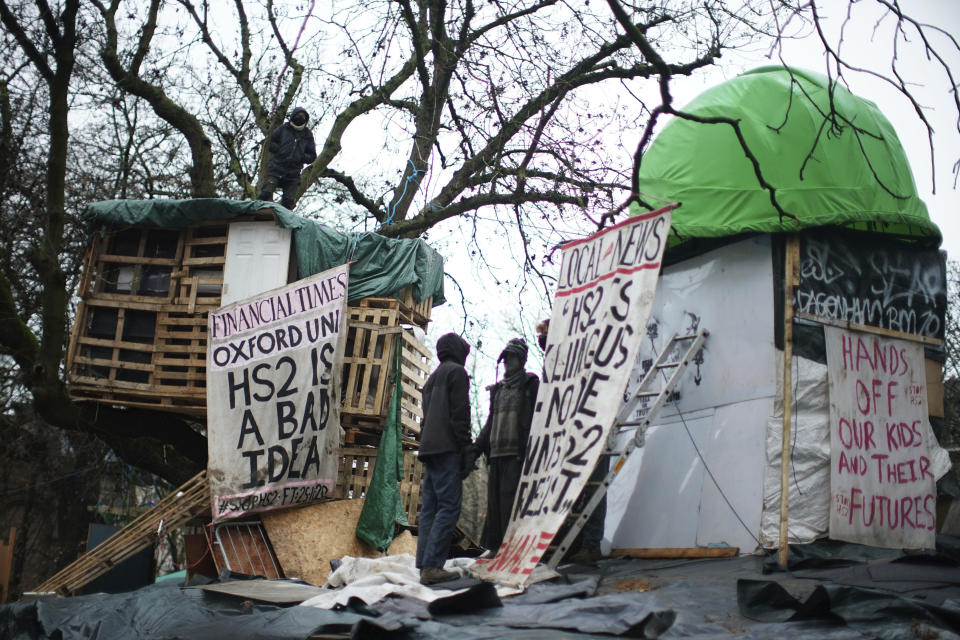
65, 217, 435, 440
337, 446, 424, 524
66, 223, 229, 416
33, 472, 209, 596
340, 301, 432, 448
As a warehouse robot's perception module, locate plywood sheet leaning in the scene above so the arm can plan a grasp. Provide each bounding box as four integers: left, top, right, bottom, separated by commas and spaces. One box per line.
262, 498, 414, 586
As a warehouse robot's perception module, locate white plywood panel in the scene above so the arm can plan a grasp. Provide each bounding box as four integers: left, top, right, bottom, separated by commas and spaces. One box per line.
623, 236, 776, 420
222, 221, 292, 306
607, 410, 714, 550
694, 397, 772, 552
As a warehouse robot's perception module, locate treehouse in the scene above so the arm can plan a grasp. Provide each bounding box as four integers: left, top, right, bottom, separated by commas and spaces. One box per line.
65, 198, 443, 447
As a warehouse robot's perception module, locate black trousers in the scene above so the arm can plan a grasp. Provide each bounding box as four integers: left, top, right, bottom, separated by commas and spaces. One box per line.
482, 455, 523, 551
257, 174, 301, 209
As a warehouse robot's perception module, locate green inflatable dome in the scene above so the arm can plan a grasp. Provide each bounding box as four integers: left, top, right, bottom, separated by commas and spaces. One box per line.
635, 66, 941, 247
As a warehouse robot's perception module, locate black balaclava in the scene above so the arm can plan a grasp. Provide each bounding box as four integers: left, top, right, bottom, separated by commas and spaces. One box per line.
290, 107, 309, 130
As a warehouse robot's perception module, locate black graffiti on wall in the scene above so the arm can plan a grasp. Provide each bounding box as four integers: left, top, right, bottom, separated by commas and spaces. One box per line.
795, 232, 946, 340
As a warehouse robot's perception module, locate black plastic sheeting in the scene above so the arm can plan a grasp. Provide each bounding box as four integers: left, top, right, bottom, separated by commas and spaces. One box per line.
351, 579, 676, 639
7, 541, 960, 639
0, 579, 363, 640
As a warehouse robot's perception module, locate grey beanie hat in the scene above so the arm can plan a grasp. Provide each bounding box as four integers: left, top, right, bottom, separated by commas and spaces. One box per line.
498, 337, 529, 363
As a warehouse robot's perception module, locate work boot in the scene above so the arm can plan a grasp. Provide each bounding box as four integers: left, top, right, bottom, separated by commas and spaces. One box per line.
420, 566, 459, 585
568, 546, 603, 564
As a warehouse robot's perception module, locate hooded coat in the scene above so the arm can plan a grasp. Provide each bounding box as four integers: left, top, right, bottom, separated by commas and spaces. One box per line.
418, 333, 471, 457
266, 107, 317, 178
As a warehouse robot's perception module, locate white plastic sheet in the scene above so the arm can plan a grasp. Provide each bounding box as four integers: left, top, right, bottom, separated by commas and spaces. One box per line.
760, 353, 832, 546
300, 554, 468, 609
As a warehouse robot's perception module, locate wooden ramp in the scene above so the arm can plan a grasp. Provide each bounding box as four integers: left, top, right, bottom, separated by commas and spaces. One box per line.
34, 471, 208, 595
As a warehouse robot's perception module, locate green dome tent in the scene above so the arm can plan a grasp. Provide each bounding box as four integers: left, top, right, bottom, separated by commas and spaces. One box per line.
635, 66, 941, 248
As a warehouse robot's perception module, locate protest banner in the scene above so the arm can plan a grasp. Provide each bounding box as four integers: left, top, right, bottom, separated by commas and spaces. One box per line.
207, 264, 349, 522
825, 326, 949, 548
472, 204, 675, 586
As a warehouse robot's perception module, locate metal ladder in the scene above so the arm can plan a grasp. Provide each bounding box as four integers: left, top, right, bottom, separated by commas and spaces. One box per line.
545, 328, 709, 569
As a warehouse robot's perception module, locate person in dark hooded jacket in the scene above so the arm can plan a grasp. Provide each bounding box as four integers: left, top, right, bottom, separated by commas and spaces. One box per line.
257, 106, 317, 209
475, 338, 539, 552
416, 332, 474, 585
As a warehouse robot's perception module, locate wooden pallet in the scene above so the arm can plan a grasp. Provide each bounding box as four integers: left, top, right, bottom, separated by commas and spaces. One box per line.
66, 223, 228, 415
32, 472, 209, 596
395, 287, 433, 328
337, 447, 423, 524
340, 306, 430, 443
352, 288, 432, 330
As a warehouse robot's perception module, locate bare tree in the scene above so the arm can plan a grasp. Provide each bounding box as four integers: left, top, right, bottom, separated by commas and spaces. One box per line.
0, 0, 957, 489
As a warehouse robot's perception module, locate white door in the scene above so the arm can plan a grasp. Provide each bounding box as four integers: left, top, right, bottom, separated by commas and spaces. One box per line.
221, 221, 293, 306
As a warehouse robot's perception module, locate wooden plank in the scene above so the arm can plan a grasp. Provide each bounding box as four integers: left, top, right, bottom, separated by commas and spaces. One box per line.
154, 344, 207, 356
75, 336, 155, 352
80, 291, 175, 307
794, 311, 943, 346
182, 256, 226, 266
94, 255, 179, 266
0, 528, 15, 604
156, 315, 207, 326
71, 396, 205, 416
72, 357, 154, 373
81, 297, 203, 312
69, 384, 205, 402
927, 358, 944, 418
780, 234, 799, 569
34, 472, 209, 595
184, 236, 229, 245
193, 580, 322, 604
612, 547, 739, 559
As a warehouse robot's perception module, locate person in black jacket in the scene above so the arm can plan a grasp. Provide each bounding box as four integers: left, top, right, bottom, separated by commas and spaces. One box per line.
416, 332, 474, 585
257, 106, 317, 210
475, 338, 539, 552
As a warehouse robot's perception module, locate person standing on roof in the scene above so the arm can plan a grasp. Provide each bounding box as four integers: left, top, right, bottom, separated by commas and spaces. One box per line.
257, 106, 317, 210
474, 338, 539, 552
416, 332, 476, 585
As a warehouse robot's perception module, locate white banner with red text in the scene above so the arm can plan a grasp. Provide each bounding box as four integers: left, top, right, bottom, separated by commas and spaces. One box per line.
825, 326, 949, 548
472, 205, 675, 586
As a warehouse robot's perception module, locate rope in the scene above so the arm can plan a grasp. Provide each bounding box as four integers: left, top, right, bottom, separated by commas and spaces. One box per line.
377, 159, 425, 232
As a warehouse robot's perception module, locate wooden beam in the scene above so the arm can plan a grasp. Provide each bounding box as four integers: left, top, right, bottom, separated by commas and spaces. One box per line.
779, 234, 799, 569
794, 312, 943, 347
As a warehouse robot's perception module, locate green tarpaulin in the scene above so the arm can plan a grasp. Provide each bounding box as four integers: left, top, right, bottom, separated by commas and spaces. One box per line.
355, 345, 409, 551
635, 66, 941, 247
84, 198, 445, 304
